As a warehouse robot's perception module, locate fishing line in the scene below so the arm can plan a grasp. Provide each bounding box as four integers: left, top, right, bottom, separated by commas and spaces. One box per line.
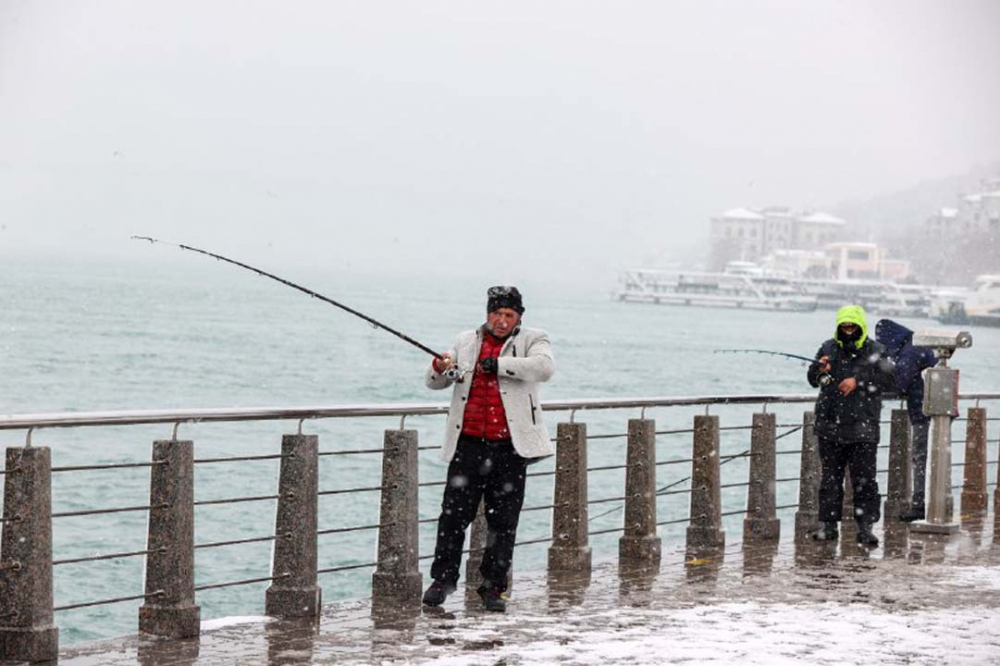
132, 236, 447, 362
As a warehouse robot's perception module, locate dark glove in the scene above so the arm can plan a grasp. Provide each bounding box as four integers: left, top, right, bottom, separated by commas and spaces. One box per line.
478, 357, 498, 375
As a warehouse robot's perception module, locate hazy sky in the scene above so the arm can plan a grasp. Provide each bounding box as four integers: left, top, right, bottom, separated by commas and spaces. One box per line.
2, 0, 998, 286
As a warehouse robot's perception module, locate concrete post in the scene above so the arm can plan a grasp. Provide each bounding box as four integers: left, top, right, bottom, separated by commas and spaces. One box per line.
139, 440, 200, 638
839, 467, 857, 546
619, 419, 661, 566
548, 422, 592, 573
743, 413, 779, 543
959, 408, 989, 520
266, 434, 321, 617
464, 502, 488, 594
994, 432, 1000, 545
0, 447, 58, 663
793, 412, 821, 541
371, 430, 421, 604
884, 410, 912, 529
686, 415, 725, 556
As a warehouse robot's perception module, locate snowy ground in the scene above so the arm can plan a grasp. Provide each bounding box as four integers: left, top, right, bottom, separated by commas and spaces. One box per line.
410, 597, 1000, 666
56, 534, 1000, 666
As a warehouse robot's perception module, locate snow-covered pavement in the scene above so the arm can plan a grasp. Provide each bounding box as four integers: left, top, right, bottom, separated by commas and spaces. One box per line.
57, 532, 1000, 665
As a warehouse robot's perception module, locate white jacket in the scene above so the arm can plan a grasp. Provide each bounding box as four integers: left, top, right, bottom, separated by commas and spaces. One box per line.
425, 325, 555, 462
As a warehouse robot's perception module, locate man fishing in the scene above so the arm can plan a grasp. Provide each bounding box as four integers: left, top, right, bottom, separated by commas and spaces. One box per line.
421, 286, 555, 613
807, 305, 895, 546
875, 318, 938, 522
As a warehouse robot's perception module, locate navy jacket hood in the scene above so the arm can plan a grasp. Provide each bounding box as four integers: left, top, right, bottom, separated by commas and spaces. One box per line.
874, 318, 938, 425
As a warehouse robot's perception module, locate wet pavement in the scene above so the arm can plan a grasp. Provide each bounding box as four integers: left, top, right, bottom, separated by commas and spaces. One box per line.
19, 523, 1000, 665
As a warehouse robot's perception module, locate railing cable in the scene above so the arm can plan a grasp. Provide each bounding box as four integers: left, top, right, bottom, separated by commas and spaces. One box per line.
194, 494, 279, 507
195, 573, 291, 592
55, 590, 165, 613
54, 548, 159, 567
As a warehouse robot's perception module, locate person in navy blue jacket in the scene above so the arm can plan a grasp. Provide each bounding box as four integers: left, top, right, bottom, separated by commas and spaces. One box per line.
875, 318, 938, 522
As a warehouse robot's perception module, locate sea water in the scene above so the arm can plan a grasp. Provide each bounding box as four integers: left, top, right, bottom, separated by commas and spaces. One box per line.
2, 255, 998, 644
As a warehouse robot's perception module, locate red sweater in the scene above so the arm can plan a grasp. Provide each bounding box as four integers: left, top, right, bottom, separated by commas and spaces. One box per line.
461, 332, 510, 440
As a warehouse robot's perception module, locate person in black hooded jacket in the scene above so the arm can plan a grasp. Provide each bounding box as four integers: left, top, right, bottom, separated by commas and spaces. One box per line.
807, 305, 896, 546
875, 318, 938, 522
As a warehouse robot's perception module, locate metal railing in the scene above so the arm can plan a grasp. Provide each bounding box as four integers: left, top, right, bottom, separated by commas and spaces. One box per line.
1, 391, 997, 663
0, 392, 832, 432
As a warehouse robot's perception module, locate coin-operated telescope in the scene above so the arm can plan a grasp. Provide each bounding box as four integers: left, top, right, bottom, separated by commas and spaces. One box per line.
912, 330, 973, 360
911, 329, 973, 535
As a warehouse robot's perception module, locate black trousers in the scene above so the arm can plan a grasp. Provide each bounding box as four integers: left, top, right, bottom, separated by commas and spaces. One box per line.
429, 436, 527, 593
817, 437, 881, 524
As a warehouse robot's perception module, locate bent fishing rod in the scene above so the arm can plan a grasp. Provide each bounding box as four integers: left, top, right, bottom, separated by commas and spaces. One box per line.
132, 236, 448, 363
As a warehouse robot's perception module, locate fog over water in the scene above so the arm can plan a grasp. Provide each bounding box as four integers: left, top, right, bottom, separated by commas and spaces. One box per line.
2, 0, 1000, 286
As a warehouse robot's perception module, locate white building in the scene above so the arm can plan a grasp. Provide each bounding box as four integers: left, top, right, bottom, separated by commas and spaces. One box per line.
823, 242, 910, 281
925, 177, 1000, 238
709, 206, 845, 267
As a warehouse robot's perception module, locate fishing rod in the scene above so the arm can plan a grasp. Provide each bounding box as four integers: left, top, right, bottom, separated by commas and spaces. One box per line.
713, 349, 821, 365
714, 348, 834, 386
132, 236, 452, 365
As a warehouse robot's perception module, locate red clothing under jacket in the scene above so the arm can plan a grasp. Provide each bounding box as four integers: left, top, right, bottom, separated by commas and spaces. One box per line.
461, 332, 510, 440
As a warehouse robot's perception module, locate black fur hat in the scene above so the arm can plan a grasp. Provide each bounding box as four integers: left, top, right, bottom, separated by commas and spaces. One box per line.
487, 286, 525, 314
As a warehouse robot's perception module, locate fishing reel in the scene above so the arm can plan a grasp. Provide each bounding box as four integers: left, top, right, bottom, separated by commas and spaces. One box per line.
443, 366, 474, 383
818, 373, 834, 387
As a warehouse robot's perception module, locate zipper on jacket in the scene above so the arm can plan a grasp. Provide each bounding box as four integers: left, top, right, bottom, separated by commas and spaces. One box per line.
529, 395, 537, 425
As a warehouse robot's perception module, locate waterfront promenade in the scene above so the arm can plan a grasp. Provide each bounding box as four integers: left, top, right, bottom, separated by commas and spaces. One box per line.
56, 528, 1000, 665
2, 393, 999, 664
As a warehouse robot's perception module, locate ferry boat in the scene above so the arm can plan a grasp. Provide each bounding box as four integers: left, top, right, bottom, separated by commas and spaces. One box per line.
614, 267, 935, 317
614, 269, 818, 311
933, 274, 1000, 327
794, 278, 933, 318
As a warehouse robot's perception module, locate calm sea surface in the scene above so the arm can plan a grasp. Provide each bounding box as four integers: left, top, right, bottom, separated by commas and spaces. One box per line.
3, 255, 999, 644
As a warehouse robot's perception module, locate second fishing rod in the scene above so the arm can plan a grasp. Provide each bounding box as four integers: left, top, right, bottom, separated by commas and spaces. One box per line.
714, 348, 834, 386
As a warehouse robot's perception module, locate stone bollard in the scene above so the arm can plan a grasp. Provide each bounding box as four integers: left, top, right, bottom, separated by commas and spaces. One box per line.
884, 410, 912, 529
463, 503, 488, 594
0, 447, 58, 663
793, 412, 821, 542
267, 434, 321, 617
743, 413, 779, 543
840, 467, 857, 545
548, 422, 592, 573
619, 419, 661, 566
686, 415, 725, 557
959, 408, 989, 521
371, 430, 421, 604
139, 439, 200, 638
994, 432, 1000, 544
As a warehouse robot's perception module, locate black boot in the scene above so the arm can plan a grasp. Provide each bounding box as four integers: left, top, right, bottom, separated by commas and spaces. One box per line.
856, 522, 879, 547
477, 585, 507, 613
811, 521, 839, 541
422, 580, 456, 607
899, 503, 925, 523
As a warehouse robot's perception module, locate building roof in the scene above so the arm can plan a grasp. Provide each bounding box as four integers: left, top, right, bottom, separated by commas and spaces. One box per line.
798, 211, 846, 225
826, 241, 877, 250
720, 208, 765, 221
964, 190, 1000, 204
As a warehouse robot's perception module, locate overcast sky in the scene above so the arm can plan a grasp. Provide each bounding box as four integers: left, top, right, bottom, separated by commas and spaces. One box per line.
1, 0, 998, 286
